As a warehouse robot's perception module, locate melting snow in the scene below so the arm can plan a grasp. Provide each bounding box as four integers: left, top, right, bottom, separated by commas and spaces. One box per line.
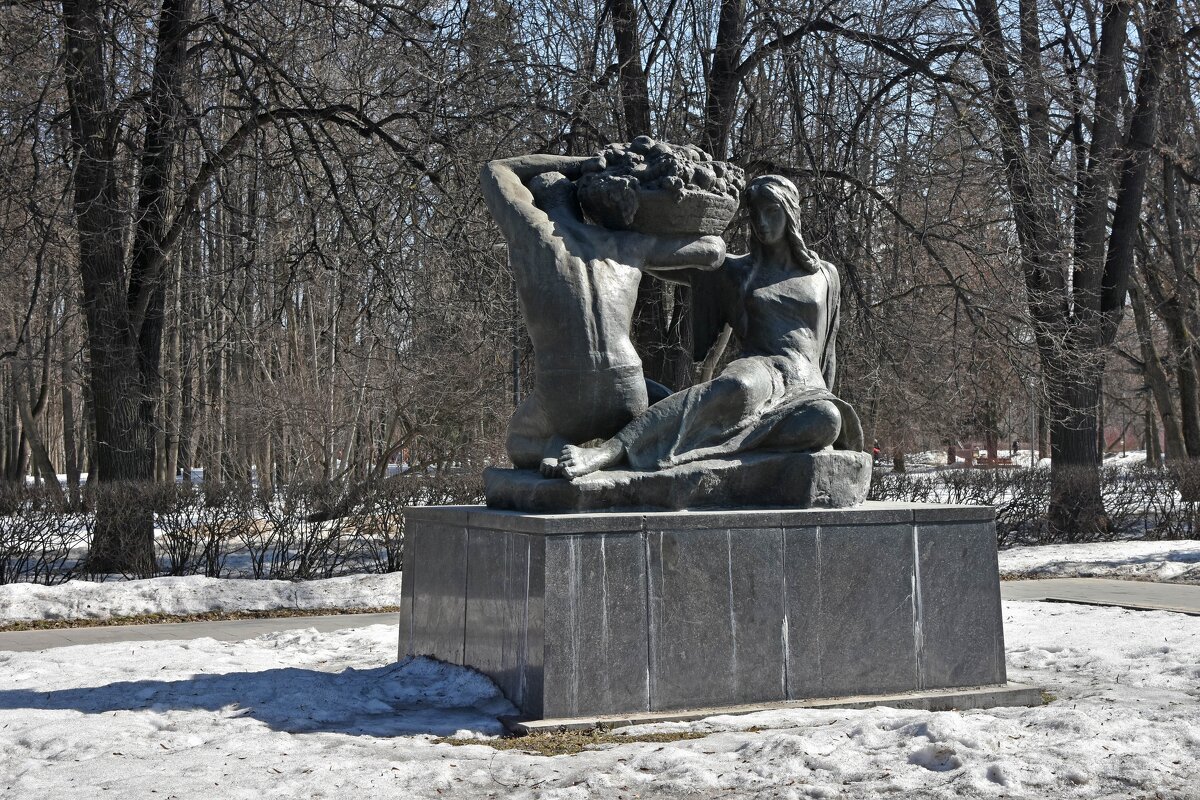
0, 573, 403, 623
0, 601, 1197, 798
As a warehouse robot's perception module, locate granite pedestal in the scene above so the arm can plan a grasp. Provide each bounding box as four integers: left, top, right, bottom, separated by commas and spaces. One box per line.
399, 502, 1015, 721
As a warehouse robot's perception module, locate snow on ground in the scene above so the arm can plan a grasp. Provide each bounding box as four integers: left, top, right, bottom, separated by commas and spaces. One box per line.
999, 539, 1200, 584
0, 601, 1197, 799
0, 573, 404, 623
891, 450, 1052, 472
1101, 449, 1155, 469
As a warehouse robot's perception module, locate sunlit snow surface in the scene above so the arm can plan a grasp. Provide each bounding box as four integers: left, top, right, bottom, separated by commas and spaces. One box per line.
999, 540, 1200, 584
0, 573, 405, 622
1, 603, 1198, 799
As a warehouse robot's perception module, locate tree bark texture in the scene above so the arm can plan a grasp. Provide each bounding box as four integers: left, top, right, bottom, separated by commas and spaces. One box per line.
62, 0, 192, 574
971, 0, 1172, 537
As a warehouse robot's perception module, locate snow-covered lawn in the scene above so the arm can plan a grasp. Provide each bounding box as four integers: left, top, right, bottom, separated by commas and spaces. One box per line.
0, 573, 403, 623
999, 539, 1200, 584
0, 600, 1196, 798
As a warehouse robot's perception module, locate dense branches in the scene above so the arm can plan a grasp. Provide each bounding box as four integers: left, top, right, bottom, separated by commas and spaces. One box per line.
0, 0, 1197, 557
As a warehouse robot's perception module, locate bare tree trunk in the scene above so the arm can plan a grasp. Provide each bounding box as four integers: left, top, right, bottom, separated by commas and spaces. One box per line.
60, 332, 81, 507
1145, 406, 1161, 467
1, 364, 27, 483
1129, 279, 1187, 461
1047, 366, 1105, 539
14, 368, 64, 504
971, 0, 1170, 537
703, 0, 745, 159
62, 0, 193, 574
610, 0, 651, 139
1037, 402, 1049, 463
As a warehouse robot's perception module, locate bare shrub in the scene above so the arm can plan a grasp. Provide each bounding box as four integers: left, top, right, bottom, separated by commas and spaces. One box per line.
873, 463, 1200, 546
253, 482, 352, 580
995, 469, 1051, 546
1144, 462, 1200, 541
0, 484, 87, 585
156, 482, 252, 577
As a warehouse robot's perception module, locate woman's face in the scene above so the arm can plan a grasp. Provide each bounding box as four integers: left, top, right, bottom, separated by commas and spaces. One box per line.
750, 194, 787, 244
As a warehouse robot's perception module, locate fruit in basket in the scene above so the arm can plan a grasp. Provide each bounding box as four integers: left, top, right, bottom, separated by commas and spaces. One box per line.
576, 138, 745, 235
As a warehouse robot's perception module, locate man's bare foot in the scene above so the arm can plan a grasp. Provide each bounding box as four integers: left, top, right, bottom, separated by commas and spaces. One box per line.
558, 439, 624, 479
540, 457, 563, 478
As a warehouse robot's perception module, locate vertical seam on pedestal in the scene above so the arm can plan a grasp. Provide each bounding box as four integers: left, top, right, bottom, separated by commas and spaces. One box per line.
780, 524, 790, 700
600, 534, 610, 695
643, 522, 654, 712
815, 526, 823, 687
912, 525, 925, 691
990, 525, 1008, 682
519, 534, 530, 708
461, 525, 471, 664
726, 529, 738, 693
568, 534, 579, 715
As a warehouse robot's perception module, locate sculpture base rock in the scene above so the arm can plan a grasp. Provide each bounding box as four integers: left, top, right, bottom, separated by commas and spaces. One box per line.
485, 450, 872, 512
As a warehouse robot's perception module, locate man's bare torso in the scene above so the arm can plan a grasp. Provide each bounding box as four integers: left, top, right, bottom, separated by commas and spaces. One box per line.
511, 215, 644, 372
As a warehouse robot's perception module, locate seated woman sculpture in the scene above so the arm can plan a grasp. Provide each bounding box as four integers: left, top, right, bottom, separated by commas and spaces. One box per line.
556, 174, 864, 478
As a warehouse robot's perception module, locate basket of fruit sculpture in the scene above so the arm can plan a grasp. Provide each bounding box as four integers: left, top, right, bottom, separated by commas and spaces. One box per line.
577, 137, 745, 236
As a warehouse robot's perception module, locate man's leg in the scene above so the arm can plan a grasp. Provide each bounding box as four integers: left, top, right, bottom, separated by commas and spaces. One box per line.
506, 392, 556, 469
559, 358, 776, 477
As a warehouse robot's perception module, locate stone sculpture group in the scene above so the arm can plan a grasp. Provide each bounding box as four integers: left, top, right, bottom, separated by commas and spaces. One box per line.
480, 138, 871, 510
397, 138, 1022, 723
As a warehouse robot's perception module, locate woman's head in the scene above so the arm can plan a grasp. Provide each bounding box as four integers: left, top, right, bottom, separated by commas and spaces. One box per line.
746, 175, 813, 272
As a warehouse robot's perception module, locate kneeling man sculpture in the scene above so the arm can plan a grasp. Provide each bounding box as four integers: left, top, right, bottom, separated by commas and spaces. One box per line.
399, 139, 1033, 726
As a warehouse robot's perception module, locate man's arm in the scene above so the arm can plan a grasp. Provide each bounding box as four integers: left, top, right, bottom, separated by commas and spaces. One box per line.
486, 154, 593, 183
479, 155, 593, 242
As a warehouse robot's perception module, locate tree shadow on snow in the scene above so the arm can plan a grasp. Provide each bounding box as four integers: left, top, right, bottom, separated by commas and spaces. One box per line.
1053, 547, 1200, 572
1005, 546, 1200, 570
1098, 548, 1200, 565
0, 656, 516, 737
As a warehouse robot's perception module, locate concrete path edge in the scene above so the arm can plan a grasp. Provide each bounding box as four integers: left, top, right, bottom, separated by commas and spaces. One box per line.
0, 611, 396, 652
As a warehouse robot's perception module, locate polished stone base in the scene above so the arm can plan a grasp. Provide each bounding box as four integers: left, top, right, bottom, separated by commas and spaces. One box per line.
506, 683, 1044, 733
484, 450, 873, 512
399, 502, 1010, 720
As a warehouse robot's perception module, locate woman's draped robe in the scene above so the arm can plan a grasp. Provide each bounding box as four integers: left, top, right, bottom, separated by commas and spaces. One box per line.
621, 256, 864, 470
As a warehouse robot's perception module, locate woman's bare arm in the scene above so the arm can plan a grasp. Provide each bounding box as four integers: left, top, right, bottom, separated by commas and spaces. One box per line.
620, 232, 726, 274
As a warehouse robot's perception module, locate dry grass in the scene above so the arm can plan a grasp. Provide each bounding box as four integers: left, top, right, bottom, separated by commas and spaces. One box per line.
0, 606, 400, 632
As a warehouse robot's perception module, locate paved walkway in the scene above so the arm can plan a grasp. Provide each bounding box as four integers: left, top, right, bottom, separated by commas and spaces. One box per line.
2, 580, 1198, 653
0, 612, 397, 653
1001, 578, 1200, 615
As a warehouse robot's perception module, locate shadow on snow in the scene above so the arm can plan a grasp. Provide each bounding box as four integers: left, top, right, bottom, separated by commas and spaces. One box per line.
0, 656, 515, 737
